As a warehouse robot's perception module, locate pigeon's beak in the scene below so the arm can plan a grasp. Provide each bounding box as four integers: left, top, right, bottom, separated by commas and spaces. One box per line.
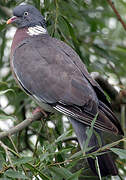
7, 16, 18, 24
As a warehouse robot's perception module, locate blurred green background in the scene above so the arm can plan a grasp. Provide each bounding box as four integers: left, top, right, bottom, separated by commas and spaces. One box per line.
0, 0, 126, 179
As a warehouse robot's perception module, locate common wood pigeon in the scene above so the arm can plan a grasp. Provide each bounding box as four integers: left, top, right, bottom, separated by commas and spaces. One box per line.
7, 4, 124, 177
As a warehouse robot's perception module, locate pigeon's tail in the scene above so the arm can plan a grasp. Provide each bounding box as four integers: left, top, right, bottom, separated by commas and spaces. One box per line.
88, 151, 118, 176
69, 117, 118, 177
98, 101, 124, 136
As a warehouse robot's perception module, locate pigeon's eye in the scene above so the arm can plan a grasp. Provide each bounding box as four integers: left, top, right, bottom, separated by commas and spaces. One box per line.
24, 12, 28, 16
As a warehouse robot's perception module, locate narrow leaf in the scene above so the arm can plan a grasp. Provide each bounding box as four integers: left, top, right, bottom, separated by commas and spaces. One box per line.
50, 167, 72, 179
83, 113, 98, 153
14, 157, 33, 165
66, 169, 82, 180
25, 163, 51, 180
0, 89, 15, 96
111, 148, 126, 159
5, 170, 28, 179
95, 157, 102, 180
55, 130, 72, 143
0, 115, 16, 121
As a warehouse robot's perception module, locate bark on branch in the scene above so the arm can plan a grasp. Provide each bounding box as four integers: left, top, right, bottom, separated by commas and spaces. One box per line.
94, 75, 126, 112
0, 112, 43, 139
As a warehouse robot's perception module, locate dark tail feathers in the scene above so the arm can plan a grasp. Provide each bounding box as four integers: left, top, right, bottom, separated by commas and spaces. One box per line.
99, 101, 124, 135
88, 151, 118, 177
69, 117, 118, 177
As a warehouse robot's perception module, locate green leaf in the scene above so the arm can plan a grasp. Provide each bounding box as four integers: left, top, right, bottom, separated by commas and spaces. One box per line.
55, 130, 72, 143
61, 15, 77, 43
93, 130, 102, 147
50, 166, 72, 179
0, 89, 15, 96
67, 175, 78, 180
0, 114, 16, 121
14, 157, 33, 165
66, 169, 82, 180
95, 157, 102, 180
5, 170, 28, 179
111, 148, 126, 159
40, 152, 49, 161
0, 24, 6, 32
61, 15, 82, 57
69, 145, 95, 160
82, 113, 98, 153
69, 150, 82, 160
25, 163, 51, 180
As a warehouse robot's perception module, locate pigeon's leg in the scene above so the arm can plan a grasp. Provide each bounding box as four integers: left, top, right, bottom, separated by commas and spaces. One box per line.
32, 107, 48, 118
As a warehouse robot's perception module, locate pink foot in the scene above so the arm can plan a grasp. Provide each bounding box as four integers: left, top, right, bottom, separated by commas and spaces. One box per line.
32, 107, 48, 118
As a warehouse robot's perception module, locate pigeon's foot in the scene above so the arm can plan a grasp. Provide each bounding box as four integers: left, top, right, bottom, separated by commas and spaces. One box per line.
32, 107, 48, 118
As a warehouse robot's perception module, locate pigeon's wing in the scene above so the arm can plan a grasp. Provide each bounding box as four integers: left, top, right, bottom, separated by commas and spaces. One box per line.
50, 38, 123, 135
12, 36, 123, 135
52, 38, 111, 108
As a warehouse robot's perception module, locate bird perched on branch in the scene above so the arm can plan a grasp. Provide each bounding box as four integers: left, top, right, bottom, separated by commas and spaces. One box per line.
7, 4, 123, 177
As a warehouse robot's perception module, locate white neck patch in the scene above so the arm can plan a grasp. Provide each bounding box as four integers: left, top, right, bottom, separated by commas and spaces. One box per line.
27, 25, 47, 36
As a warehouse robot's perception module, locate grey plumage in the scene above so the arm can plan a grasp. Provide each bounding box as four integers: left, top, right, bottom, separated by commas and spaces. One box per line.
8, 4, 124, 177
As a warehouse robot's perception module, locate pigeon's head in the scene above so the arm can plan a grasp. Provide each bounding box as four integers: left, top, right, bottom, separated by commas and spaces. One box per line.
7, 5, 46, 29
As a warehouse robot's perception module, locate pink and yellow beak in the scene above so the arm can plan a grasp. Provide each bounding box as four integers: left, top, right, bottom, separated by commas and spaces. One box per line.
6, 16, 17, 24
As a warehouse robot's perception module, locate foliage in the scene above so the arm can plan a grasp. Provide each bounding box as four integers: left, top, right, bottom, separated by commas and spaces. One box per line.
0, 0, 126, 179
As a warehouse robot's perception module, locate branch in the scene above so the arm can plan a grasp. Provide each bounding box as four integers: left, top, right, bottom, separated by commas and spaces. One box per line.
0, 112, 43, 139
107, 0, 126, 30
93, 75, 126, 112
94, 75, 118, 100
0, 5, 11, 17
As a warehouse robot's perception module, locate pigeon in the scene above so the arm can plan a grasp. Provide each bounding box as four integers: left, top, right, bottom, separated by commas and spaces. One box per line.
7, 4, 123, 177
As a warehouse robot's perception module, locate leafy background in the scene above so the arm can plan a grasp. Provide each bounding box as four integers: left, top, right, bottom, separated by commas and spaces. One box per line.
0, 0, 126, 179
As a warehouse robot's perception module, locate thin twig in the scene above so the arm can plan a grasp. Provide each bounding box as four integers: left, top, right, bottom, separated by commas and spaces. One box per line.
28, 127, 47, 139
8, 136, 28, 177
0, 165, 12, 174
61, 136, 78, 142
9, 136, 18, 153
47, 159, 73, 167
107, 0, 126, 30
0, 140, 16, 171
121, 105, 126, 149
33, 121, 44, 157
24, 127, 34, 152
94, 137, 126, 153
0, 112, 43, 139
